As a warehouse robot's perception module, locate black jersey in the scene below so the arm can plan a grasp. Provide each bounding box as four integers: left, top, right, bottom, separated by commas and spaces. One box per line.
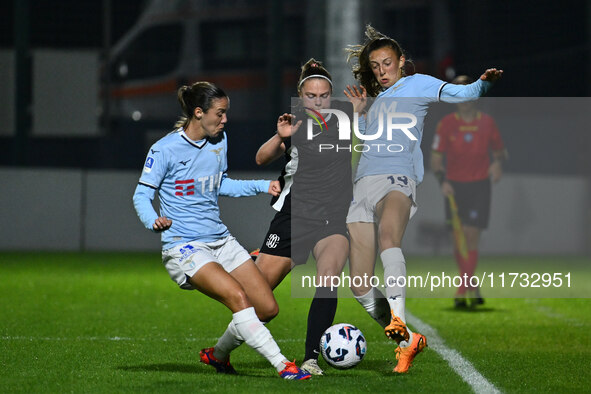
270, 100, 353, 220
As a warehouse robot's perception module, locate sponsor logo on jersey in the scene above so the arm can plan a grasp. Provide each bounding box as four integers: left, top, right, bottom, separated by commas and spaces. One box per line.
464, 133, 473, 142
174, 172, 222, 196
175, 179, 195, 196
144, 157, 154, 173
266, 234, 280, 249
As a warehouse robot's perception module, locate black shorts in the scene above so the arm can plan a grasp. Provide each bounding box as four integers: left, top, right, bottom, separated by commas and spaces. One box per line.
259, 210, 349, 265
445, 178, 491, 229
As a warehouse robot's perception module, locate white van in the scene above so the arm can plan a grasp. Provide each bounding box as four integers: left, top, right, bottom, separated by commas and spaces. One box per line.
103, 0, 305, 130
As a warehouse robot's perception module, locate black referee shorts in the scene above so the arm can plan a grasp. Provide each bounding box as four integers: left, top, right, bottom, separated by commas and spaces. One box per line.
259, 210, 348, 265
445, 178, 491, 229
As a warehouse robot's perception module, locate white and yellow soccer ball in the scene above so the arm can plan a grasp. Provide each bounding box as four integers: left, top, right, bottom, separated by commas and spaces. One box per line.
320, 323, 367, 369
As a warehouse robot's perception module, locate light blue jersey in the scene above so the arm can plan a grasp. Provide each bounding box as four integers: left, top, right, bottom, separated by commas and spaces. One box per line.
133, 128, 270, 250
355, 74, 490, 184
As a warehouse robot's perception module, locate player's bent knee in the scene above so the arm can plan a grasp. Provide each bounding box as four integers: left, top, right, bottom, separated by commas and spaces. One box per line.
258, 300, 279, 322
223, 288, 251, 312
317, 265, 344, 279
377, 230, 401, 250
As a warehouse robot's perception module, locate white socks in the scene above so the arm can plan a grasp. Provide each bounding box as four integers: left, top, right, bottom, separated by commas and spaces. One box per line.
354, 287, 390, 328
212, 320, 244, 362
231, 307, 287, 372
381, 247, 413, 347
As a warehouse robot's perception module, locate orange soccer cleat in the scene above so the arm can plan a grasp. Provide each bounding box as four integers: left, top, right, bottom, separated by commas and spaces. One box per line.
384, 313, 410, 344
393, 333, 427, 373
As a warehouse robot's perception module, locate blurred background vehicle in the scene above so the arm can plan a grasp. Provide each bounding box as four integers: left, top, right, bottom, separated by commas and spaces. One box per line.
0, 0, 589, 253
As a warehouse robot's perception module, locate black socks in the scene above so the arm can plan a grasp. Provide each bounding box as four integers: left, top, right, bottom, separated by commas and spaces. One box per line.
304, 286, 338, 361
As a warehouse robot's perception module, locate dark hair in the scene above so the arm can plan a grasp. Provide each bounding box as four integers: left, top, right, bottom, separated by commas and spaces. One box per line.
346, 25, 409, 97
297, 58, 333, 94
174, 81, 227, 128
452, 75, 474, 85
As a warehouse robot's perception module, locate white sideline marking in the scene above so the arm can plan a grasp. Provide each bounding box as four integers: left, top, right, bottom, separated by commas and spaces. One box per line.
0, 336, 302, 344
407, 311, 501, 394
524, 299, 586, 327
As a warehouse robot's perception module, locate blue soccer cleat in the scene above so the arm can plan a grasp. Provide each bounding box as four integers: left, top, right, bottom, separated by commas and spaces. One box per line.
278, 360, 312, 380
199, 347, 237, 374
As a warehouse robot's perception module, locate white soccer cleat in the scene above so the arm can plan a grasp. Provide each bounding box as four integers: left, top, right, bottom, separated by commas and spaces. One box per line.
300, 358, 324, 376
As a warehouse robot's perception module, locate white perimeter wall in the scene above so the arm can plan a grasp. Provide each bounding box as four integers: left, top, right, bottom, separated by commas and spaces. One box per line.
0, 167, 589, 255
0, 49, 99, 137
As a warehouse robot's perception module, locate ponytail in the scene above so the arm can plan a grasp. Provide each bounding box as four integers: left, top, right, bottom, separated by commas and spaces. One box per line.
297, 58, 333, 93
174, 82, 227, 129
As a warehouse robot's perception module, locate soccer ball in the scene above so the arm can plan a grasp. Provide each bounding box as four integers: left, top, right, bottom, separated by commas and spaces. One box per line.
320, 323, 367, 369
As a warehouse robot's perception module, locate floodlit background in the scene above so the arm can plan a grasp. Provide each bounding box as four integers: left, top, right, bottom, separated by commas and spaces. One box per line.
0, 0, 589, 253
1, 2, 590, 392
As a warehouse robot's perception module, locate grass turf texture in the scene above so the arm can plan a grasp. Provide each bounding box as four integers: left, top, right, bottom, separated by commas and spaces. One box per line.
0, 252, 589, 392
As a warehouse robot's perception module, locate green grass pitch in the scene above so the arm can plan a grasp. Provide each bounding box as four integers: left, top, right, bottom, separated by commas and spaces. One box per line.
1, 252, 590, 392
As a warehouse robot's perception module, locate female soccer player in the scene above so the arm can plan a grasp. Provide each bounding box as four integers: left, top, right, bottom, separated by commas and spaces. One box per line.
254, 59, 358, 375
431, 75, 507, 308
132, 81, 310, 380
343, 26, 503, 373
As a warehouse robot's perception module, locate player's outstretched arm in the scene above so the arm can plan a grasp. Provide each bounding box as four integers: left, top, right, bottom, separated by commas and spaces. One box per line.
441, 69, 503, 102
256, 134, 285, 166
479, 68, 503, 82
255, 114, 301, 166
344, 85, 368, 114
268, 180, 281, 196
277, 113, 302, 140
219, 174, 273, 197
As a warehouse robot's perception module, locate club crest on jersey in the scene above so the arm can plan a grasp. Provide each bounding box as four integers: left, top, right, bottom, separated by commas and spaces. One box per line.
464, 133, 473, 142
266, 234, 280, 249
210, 147, 224, 164
144, 157, 154, 173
